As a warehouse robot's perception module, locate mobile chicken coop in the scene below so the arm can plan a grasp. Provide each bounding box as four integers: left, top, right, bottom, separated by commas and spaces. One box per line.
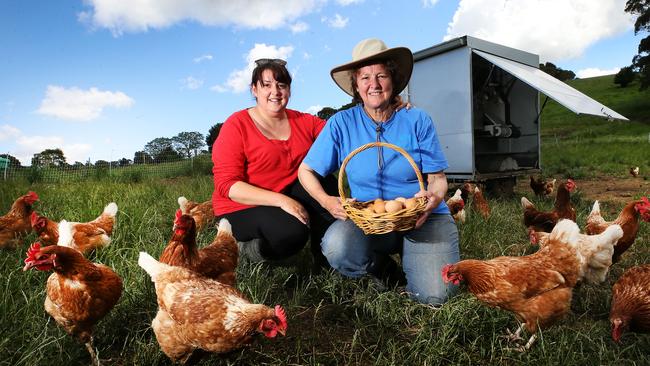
406, 35, 627, 192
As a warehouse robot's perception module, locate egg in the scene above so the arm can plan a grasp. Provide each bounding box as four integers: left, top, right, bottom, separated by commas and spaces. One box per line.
364, 204, 375, 214
373, 198, 386, 214
395, 197, 407, 203
385, 200, 404, 213
404, 197, 417, 210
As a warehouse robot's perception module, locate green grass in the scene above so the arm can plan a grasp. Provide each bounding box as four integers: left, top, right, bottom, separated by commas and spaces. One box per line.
1, 75, 649, 365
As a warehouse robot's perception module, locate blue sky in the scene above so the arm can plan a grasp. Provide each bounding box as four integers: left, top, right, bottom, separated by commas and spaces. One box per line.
0, 0, 640, 165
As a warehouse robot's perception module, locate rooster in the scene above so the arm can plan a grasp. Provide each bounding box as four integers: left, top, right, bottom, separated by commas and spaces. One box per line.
160, 210, 238, 286
585, 197, 650, 263
0, 191, 39, 249
442, 220, 582, 351
528, 225, 623, 284
56, 202, 118, 255
530, 176, 556, 197
23, 243, 122, 366
629, 167, 639, 178
138, 252, 287, 363
521, 179, 577, 232
610, 264, 650, 343
177, 196, 215, 232
446, 189, 466, 223
471, 186, 490, 219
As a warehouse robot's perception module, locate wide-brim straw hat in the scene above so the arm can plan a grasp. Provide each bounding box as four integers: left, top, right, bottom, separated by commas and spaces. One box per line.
331, 38, 413, 97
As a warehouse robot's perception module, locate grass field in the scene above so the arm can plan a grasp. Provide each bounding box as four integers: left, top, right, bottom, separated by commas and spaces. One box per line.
0, 75, 649, 365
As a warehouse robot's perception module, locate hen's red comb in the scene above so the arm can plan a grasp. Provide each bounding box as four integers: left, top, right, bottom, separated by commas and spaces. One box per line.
30, 211, 39, 225
25, 242, 42, 262
26, 191, 39, 202
174, 209, 183, 223
274, 305, 287, 328
458, 200, 465, 208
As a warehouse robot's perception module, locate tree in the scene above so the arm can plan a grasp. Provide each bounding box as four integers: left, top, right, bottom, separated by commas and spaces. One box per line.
206, 123, 224, 152
317, 107, 337, 121
155, 146, 183, 163
614, 66, 637, 87
95, 160, 110, 168
118, 158, 132, 166
133, 151, 153, 164
144, 137, 174, 161
625, 0, 650, 89
173, 131, 205, 158
0, 154, 22, 167
539, 62, 575, 81
31, 148, 67, 167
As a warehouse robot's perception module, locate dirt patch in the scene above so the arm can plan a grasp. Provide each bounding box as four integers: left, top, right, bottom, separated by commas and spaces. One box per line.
516, 176, 650, 206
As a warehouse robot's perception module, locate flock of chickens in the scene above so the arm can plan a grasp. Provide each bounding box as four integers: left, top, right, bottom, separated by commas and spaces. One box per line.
0, 175, 649, 363
1, 192, 286, 365
443, 176, 650, 351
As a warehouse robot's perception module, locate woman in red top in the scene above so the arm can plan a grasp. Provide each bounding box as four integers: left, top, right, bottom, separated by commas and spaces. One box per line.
212, 59, 336, 265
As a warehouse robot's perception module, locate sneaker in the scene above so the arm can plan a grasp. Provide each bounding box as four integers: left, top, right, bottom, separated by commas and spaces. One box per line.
237, 239, 265, 263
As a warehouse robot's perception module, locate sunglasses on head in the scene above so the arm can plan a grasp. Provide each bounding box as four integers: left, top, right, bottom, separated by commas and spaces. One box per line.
255, 58, 287, 67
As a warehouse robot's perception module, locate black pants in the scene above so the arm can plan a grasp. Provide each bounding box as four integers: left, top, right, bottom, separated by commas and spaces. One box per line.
221, 175, 337, 263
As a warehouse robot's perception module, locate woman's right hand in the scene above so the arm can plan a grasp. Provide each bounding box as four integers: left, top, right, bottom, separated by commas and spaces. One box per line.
278, 196, 309, 225
321, 195, 349, 220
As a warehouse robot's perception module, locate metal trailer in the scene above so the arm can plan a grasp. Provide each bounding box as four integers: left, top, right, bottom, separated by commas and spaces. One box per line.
406, 35, 627, 193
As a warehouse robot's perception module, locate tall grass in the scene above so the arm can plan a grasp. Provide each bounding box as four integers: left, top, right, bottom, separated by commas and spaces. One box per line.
0, 176, 648, 365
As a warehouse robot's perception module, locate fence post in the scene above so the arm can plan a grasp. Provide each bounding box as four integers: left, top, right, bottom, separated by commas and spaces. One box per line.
3, 151, 8, 181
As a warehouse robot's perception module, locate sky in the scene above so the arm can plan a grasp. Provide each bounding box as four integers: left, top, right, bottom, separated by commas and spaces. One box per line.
0, 0, 640, 166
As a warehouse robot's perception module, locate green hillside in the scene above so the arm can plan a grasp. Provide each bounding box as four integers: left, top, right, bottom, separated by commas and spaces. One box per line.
540, 75, 650, 178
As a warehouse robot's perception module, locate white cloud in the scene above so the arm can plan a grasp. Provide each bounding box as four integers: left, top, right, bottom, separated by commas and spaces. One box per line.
422, 0, 439, 7
576, 67, 620, 79
79, 0, 325, 35
14, 135, 92, 165
0, 124, 21, 141
36, 86, 134, 121
290, 21, 309, 33
445, 0, 633, 62
305, 105, 323, 115
336, 0, 364, 5
303, 52, 312, 60
223, 44, 294, 93
180, 76, 204, 90
210, 84, 228, 93
328, 14, 349, 28
193, 54, 213, 63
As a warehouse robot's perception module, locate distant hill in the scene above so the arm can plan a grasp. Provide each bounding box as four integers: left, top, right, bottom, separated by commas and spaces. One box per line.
540, 75, 650, 178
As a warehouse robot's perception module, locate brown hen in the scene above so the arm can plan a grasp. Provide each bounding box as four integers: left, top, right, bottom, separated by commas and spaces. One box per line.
610, 264, 650, 343
0, 191, 39, 249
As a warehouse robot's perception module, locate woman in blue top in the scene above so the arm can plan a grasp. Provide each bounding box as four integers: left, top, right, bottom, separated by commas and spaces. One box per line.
298, 38, 460, 304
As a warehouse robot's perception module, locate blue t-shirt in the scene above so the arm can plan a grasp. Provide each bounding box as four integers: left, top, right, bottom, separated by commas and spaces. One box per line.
303, 104, 450, 215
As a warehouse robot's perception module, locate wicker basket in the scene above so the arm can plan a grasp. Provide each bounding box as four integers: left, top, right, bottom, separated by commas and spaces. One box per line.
338, 142, 428, 235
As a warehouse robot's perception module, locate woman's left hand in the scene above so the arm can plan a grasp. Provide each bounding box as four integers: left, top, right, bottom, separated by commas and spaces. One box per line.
413, 190, 441, 228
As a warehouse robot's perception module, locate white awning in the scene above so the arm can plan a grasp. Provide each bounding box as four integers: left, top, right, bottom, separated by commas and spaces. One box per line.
473, 49, 628, 121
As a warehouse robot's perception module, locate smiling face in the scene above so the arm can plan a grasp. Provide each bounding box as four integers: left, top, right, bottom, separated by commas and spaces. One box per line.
251, 69, 291, 115
354, 63, 393, 110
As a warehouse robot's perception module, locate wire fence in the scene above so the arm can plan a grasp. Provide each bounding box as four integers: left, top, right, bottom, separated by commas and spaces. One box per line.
1, 154, 213, 184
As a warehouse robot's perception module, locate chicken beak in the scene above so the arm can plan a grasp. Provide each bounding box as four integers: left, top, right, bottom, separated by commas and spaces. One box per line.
23, 261, 35, 271
278, 328, 286, 336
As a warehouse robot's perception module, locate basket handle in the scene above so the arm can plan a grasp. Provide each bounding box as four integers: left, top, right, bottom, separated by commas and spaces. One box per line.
337, 142, 427, 201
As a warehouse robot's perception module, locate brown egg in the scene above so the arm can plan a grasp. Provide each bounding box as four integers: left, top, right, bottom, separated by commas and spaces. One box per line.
373, 198, 386, 214
385, 200, 404, 213
404, 197, 417, 210
395, 197, 407, 203
364, 204, 375, 214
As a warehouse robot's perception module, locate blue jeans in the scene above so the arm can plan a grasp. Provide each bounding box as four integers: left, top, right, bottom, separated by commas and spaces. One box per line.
321, 214, 460, 305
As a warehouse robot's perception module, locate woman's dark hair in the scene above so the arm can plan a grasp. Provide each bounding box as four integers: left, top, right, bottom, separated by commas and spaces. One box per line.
349, 59, 403, 105
251, 62, 292, 87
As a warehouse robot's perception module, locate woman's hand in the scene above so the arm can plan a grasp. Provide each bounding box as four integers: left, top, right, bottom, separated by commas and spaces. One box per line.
413, 189, 442, 228
391, 95, 412, 112
278, 196, 310, 225
321, 195, 349, 220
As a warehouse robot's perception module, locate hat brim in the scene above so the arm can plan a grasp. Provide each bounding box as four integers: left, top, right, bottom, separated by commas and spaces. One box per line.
330, 47, 413, 97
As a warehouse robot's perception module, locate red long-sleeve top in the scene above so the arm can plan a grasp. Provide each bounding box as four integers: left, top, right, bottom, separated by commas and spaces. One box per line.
212, 108, 325, 216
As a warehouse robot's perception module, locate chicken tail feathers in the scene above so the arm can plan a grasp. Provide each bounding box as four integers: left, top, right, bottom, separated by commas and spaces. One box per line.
601, 224, 624, 246
177, 196, 189, 214
590, 201, 601, 216
138, 252, 166, 280
521, 197, 534, 209
57, 220, 73, 247
549, 219, 580, 246
103, 202, 118, 218
217, 218, 232, 236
